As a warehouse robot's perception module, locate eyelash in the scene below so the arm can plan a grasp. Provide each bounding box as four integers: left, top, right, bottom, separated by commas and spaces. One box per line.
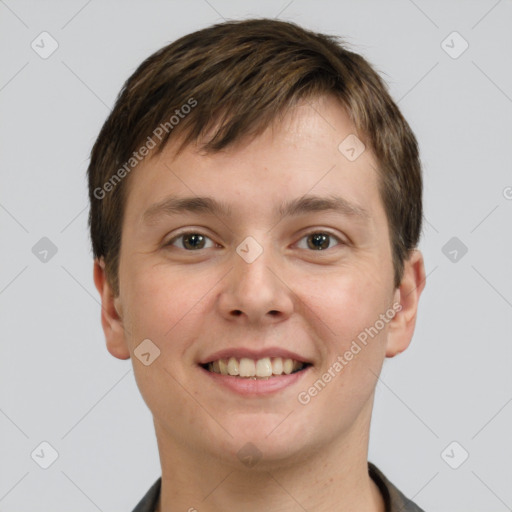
165, 230, 345, 252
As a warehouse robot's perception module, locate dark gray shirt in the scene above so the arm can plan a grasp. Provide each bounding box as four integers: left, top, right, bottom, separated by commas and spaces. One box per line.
132, 462, 425, 512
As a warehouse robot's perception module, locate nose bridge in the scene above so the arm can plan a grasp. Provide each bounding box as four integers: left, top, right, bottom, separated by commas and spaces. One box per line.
219, 235, 293, 322
236, 250, 275, 300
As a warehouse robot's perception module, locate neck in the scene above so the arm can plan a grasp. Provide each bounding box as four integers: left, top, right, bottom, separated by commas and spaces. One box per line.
154, 404, 385, 512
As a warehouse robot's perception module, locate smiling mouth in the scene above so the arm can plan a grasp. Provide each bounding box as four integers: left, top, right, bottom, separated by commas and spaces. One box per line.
201, 357, 311, 379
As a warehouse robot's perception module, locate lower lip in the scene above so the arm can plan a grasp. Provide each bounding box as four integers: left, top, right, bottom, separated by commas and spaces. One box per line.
199, 365, 311, 396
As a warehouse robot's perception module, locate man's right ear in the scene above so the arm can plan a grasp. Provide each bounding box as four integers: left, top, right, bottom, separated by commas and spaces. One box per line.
93, 258, 131, 360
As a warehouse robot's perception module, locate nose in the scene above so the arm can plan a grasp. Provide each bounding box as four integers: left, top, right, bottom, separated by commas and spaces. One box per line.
216, 240, 294, 326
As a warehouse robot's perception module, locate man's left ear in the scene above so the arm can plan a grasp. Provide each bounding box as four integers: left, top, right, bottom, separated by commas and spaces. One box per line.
386, 249, 426, 358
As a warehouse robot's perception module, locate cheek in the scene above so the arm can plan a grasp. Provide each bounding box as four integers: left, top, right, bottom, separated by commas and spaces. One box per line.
298, 263, 393, 350
122, 265, 212, 440
124, 262, 206, 343
294, 271, 392, 421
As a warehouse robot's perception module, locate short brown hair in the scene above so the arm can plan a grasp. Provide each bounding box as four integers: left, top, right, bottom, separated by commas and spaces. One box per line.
87, 18, 422, 297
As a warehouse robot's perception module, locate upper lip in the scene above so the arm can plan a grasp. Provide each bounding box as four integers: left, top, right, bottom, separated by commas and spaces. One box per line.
198, 347, 312, 365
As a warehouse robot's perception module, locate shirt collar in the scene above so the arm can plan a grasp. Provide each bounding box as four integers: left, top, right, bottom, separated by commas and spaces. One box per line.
132, 462, 425, 512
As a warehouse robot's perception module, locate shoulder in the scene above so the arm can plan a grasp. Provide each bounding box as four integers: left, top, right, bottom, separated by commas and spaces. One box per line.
369, 462, 426, 512
131, 477, 161, 512
131, 467, 425, 512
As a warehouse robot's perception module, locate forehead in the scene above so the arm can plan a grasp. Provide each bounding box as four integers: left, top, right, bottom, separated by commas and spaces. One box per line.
122, 95, 383, 227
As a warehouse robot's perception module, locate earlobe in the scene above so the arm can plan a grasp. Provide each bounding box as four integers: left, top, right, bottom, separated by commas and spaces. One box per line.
93, 258, 131, 360
385, 250, 426, 358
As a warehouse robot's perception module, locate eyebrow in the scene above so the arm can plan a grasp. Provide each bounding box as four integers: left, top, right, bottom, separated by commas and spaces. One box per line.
142, 194, 370, 225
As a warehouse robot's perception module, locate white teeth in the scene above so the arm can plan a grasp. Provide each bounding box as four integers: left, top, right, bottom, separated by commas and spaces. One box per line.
206, 356, 307, 378
227, 357, 239, 375
218, 358, 229, 375
283, 358, 293, 375
239, 358, 256, 377
271, 357, 283, 374
255, 357, 272, 377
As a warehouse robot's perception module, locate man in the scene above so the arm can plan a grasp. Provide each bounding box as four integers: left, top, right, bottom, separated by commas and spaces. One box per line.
89, 18, 426, 511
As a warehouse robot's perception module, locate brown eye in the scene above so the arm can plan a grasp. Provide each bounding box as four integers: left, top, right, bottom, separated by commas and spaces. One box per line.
308, 233, 329, 250
183, 233, 206, 250
167, 232, 215, 250
297, 232, 342, 251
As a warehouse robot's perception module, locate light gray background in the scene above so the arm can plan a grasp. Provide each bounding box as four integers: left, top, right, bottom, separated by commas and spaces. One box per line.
1, 0, 511, 511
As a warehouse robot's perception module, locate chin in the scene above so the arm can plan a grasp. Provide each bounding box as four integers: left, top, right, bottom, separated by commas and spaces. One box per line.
206, 414, 316, 468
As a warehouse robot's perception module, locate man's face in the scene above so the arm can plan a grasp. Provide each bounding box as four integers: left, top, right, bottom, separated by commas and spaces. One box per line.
99, 95, 418, 466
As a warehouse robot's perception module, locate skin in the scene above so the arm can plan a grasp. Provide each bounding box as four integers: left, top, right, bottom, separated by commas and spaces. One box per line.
94, 94, 425, 512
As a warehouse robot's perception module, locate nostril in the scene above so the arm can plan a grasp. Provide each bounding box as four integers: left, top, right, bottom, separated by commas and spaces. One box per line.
230, 310, 279, 317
